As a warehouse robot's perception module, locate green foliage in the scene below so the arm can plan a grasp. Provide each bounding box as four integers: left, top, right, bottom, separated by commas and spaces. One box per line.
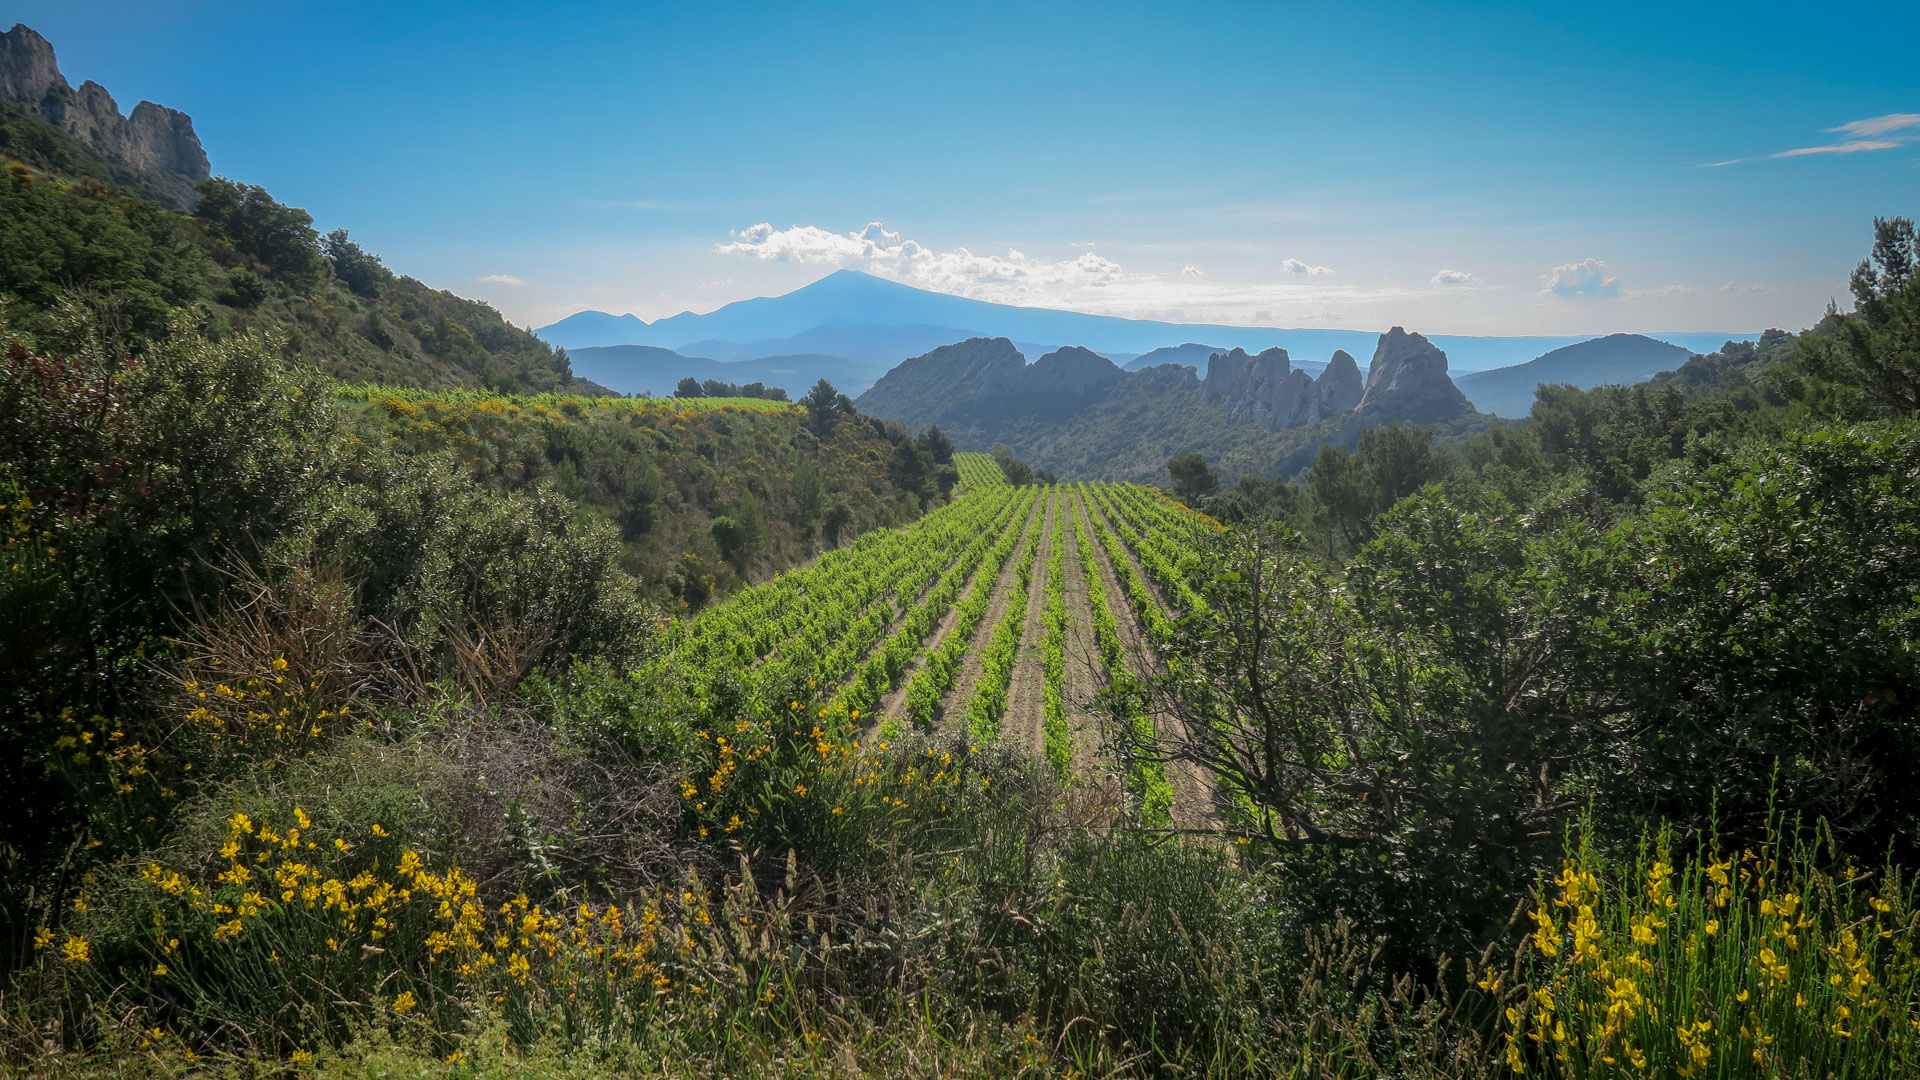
1800, 216, 1920, 415
345, 389, 922, 605
319, 229, 390, 300
1167, 450, 1220, 501
0, 108, 574, 393
194, 178, 326, 288
0, 163, 208, 340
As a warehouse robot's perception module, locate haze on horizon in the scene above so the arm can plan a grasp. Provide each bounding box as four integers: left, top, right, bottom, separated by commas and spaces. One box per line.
22, 0, 1917, 338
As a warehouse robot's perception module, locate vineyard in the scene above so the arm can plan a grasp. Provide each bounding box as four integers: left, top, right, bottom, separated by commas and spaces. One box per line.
651, 454, 1222, 822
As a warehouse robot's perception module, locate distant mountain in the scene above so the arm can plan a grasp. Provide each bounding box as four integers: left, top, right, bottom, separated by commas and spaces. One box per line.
856, 329, 1484, 482
538, 269, 1759, 375
566, 345, 887, 397
1456, 333, 1695, 417
1126, 343, 1224, 371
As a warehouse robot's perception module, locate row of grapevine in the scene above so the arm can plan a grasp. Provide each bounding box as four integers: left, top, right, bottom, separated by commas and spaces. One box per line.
899, 489, 1042, 729
1073, 486, 1172, 821
658, 486, 1022, 697
834, 485, 1041, 718
1089, 483, 1211, 619
962, 488, 1049, 743
953, 451, 1008, 491
1085, 490, 1177, 645
1040, 493, 1073, 777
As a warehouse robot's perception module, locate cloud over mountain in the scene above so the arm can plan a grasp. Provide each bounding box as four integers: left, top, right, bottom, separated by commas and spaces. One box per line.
1544, 259, 1621, 299
717, 222, 1123, 301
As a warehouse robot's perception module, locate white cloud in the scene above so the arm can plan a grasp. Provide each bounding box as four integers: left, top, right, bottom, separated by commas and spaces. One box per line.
1773, 139, 1901, 159
1827, 113, 1920, 138
1719, 281, 1772, 293
1707, 113, 1919, 166
1626, 284, 1700, 300
713, 221, 1430, 325
1544, 259, 1621, 299
1430, 268, 1477, 286
477, 273, 527, 286
1279, 257, 1334, 275
716, 221, 1127, 301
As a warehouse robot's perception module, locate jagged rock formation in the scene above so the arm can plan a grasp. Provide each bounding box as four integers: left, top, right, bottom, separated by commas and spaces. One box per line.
0, 24, 209, 183
1315, 349, 1363, 413
975, 345, 1123, 405
1356, 327, 1473, 424
1202, 346, 1366, 430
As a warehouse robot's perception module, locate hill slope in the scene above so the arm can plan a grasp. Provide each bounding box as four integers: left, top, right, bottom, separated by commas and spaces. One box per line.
1456, 333, 1694, 417
0, 38, 574, 392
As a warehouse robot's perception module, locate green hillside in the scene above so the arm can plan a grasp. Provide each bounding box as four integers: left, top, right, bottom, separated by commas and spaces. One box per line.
0, 106, 571, 393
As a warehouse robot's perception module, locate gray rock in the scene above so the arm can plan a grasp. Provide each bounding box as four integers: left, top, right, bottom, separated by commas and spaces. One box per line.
1356, 327, 1472, 424
1202, 346, 1322, 429
1314, 349, 1363, 413
0, 24, 210, 183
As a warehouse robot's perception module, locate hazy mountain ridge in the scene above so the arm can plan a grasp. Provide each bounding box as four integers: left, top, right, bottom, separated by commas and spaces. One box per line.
539, 269, 1759, 374
856, 327, 1487, 482
566, 345, 889, 398
1455, 333, 1696, 417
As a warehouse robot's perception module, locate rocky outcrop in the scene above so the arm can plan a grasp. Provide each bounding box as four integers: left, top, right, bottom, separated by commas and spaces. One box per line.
1315, 349, 1363, 413
0, 24, 210, 183
1203, 345, 1368, 430
1355, 327, 1473, 424
975, 345, 1123, 408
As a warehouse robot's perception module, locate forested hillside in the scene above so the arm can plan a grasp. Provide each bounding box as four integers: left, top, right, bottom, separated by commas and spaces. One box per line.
344, 387, 940, 606
0, 99, 571, 392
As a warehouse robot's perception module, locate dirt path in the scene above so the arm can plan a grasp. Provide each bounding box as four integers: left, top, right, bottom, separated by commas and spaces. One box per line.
996, 489, 1058, 755
934, 496, 1042, 733
1076, 487, 1218, 830
1058, 492, 1120, 795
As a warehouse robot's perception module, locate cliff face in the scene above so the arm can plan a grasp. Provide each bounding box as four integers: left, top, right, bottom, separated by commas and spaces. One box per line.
0, 24, 210, 184
1356, 327, 1473, 424
1202, 345, 1366, 430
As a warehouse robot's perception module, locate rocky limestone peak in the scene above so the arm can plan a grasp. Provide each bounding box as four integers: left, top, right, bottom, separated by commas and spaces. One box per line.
0, 24, 63, 104
1356, 327, 1472, 424
975, 345, 1121, 403
1314, 349, 1363, 413
0, 24, 210, 183
1202, 345, 1326, 430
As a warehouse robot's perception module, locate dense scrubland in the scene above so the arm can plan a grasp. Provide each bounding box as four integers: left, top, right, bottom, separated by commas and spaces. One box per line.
4, 73, 1920, 1075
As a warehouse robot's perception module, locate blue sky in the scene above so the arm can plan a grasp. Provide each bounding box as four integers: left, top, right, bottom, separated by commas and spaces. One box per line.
18, 0, 1918, 334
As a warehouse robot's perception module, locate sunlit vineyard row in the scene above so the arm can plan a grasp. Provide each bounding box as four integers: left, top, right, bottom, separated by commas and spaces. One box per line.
652, 476, 1211, 815
952, 451, 1010, 491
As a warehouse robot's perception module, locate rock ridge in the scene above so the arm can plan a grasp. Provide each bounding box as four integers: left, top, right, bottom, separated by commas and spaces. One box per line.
1201, 345, 1364, 430
0, 23, 210, 183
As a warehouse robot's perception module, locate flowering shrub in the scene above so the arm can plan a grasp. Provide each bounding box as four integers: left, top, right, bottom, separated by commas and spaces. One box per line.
1500, 827, 1920, 1077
